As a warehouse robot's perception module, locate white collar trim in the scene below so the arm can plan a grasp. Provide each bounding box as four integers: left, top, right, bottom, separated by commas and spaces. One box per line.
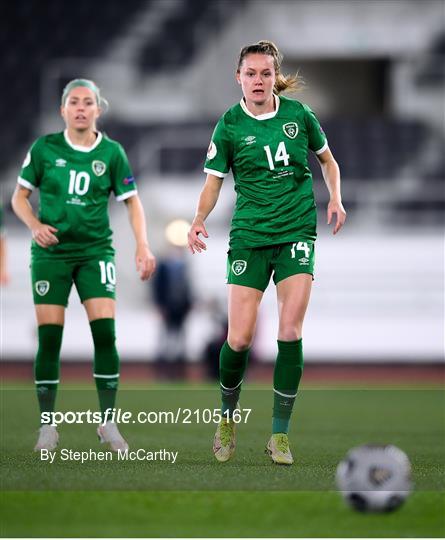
64, 130, 103, 152
240, 94, 280, 120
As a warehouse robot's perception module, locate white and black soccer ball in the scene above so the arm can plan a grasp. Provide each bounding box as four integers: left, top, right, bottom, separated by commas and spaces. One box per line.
336, 444, 412, 512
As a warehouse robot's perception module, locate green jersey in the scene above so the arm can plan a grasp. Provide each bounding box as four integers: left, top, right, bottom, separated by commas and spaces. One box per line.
204, 95, 328, 248
18, 131, 137, 259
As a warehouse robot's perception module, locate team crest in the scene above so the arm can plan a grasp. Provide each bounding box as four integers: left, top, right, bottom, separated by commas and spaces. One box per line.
35, 280, 50, 296
283, 122, 298, 139
232, 260, 247, 276
92, 160, 106, 176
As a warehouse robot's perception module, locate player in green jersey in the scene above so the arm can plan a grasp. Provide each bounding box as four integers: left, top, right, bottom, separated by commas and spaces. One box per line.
12, 79, 156, 452
188, 41, 346, 465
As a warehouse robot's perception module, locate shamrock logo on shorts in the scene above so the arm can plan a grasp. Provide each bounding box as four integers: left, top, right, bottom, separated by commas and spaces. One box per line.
35, 280, 50, 296
232, 260, 247, 276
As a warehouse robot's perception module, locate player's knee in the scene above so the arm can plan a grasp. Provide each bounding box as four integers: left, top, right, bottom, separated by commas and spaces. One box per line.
227, 334, 253, 352
278, 324, 302, 342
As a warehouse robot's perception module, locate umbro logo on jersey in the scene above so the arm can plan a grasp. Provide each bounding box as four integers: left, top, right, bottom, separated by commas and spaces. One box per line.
55, 158, 67, 167
244, 135, 256, 145
92, 160, 106, 176
298, 257, 309, 265
283, 122, 298, 139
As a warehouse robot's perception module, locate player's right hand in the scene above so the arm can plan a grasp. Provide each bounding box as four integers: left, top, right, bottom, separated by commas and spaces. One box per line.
32, 224, 59, 248
187, 218, 208, 254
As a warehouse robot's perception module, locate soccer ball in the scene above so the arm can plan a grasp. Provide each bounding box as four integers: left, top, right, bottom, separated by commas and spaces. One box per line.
336, 444, 412, 512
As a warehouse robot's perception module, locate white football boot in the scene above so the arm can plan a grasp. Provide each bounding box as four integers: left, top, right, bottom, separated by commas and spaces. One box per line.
34, 425, 59, 451
213, 419, 236, 462
266, 433, 294, 465
97, 422, 129, 452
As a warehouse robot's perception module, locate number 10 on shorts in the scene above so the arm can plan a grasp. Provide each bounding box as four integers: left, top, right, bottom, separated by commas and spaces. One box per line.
290, 242, 310, 259
99, 261, 116, 285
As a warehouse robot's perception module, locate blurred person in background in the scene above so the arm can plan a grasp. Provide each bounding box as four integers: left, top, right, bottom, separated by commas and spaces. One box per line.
188, 40, 346, 465
201, 298, 228, 381
152, 244, 193, 373
11, 79, 156, 452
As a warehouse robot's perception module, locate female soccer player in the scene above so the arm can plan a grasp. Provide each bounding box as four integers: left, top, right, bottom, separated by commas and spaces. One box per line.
188, 41, 346, 465
12, 79, 156, 452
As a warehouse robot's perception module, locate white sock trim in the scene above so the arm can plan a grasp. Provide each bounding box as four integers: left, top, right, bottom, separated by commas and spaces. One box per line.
93, 373, 120, 379
35, 379, 59, 384
273, 388, 298, 398
220, 379, 243, 391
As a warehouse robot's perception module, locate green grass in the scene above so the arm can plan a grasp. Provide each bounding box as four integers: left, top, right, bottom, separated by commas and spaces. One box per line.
2, 491, 444, 537
1, 383, 444, 537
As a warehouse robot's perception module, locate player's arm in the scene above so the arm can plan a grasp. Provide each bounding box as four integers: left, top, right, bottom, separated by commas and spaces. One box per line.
11, 185, 59, 247
124, 194, 156, 281
316, 148, 346, 235
0, 234, 9, 285
188, 174, 223, 254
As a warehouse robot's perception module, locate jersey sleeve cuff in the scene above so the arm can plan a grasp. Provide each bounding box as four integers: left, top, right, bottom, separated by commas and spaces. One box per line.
17, 177, 35, 190
314, 140, 329, 155
204, 167, 226, 179
116, 189, 137, 202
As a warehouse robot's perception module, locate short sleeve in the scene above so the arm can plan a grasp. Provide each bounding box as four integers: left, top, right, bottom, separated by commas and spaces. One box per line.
17, 141, 42, 191
204, 115, 232, 178
111, 143, 138, 202
303, 104, 328, 155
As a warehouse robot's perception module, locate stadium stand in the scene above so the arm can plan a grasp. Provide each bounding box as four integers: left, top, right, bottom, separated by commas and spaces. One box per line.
0, 0, 146, 171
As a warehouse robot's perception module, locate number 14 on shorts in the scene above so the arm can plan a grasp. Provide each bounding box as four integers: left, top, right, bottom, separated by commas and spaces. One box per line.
290, 242, 310, 259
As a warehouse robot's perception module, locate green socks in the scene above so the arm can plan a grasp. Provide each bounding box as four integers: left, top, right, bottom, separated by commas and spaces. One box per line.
34, 320, 121, 424
219, 340, 249, 418
90, 318, 120, 422
35, 324, 64, 423
219, 338, 303, 429
272, 339, 304, 434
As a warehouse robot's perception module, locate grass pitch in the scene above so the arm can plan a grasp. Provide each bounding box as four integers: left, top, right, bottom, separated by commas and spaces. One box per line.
1, 382, 444, 537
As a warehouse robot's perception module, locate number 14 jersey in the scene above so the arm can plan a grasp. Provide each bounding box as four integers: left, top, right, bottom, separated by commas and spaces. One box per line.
204, 95, 328, 248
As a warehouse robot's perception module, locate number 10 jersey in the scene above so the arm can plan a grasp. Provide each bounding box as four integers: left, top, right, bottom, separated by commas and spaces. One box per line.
18, 131, 137, 260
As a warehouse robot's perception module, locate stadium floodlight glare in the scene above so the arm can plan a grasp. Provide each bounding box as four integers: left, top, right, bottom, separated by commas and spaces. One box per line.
165, 219, 191, 247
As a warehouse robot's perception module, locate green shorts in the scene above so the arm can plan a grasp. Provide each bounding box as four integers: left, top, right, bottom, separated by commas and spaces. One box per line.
31, 255, 117, 306
226, 242, 315, 292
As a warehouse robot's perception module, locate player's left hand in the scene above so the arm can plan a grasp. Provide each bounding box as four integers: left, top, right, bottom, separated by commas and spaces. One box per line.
135, 244, 156, 280
327, 199, 346, 235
